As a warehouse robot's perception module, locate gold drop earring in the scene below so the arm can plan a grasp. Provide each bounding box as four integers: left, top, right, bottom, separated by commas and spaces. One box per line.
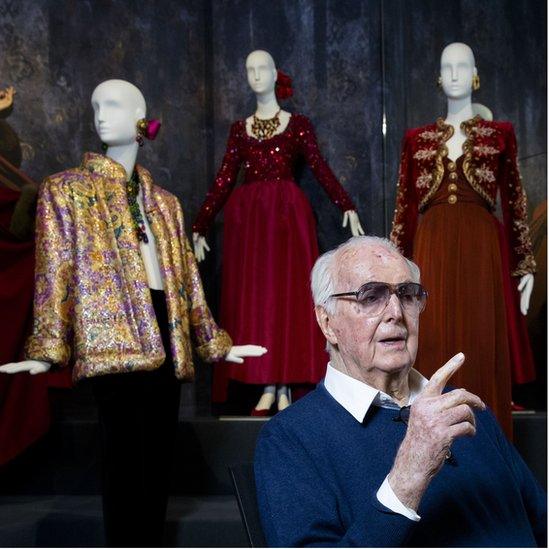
472, 74, 480, 91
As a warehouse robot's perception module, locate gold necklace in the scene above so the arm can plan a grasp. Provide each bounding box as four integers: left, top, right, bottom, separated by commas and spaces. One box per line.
251, 110, 281, 140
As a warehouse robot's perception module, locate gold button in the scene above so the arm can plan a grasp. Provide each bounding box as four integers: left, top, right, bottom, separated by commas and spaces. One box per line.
447, 161, 456, 171
448, 183, 458, 192
448, 194, 457, 204
449, 172, 458, 181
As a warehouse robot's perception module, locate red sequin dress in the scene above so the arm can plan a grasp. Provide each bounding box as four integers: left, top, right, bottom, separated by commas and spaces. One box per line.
193, 114, 355, 401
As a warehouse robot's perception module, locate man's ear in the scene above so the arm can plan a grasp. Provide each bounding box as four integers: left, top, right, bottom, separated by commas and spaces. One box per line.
315, 305, 338, 345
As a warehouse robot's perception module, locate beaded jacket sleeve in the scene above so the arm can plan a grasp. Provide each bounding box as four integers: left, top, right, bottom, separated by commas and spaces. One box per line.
192, 114, 355, 235
390, 117, 536, 276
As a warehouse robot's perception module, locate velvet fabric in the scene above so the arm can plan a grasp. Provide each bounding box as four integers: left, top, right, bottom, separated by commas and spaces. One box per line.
0, 186, 70, 466
413, 156, 534, 438
193, 115, 355, 402
212, 179, 326, 401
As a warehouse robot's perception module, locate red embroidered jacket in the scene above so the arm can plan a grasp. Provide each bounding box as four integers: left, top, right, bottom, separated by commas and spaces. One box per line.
390, 116, 536, 277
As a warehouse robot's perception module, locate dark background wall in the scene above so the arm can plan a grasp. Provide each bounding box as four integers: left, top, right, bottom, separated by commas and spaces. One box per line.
0, 0, 545, 414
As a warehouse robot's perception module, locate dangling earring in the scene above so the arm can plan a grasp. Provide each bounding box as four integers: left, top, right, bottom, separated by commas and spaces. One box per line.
101, 142, 108, 152
437, 76, 442, 88
136, 118, 147, 147
472, 73, 480, 91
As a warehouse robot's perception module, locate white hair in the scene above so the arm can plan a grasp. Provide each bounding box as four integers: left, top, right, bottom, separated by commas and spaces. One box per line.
310, 236, 420, 355
310, 235, 420, 315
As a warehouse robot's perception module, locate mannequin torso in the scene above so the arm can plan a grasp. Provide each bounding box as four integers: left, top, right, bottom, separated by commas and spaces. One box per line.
0, 79, 266, 376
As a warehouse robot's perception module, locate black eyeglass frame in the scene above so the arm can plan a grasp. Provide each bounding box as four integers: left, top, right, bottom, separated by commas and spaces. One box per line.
329, 281, 428, 315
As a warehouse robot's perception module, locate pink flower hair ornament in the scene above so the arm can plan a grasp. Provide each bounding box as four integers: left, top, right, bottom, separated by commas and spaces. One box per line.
136, 118, 162, 146
275, 70, 293, 101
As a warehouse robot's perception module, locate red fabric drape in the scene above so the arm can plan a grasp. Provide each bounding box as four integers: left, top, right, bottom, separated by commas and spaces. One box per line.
0, 185, 70, 465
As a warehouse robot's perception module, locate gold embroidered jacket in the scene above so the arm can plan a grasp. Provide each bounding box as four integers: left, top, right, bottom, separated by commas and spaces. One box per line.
390, 116, 536, 277
25, 153, 232, 382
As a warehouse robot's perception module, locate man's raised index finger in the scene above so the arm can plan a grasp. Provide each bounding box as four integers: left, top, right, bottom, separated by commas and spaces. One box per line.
423, 353, 465, 396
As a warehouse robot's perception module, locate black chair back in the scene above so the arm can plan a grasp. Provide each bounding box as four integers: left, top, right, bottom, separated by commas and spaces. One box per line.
229, 463, 268, 547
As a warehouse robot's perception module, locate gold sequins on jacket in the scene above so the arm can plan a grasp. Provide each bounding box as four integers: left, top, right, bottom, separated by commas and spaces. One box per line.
25, 153, 232, 382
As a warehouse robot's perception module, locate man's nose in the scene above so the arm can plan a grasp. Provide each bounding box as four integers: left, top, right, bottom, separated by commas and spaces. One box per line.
451, 67, 458, 81
384, 293, 404, 321
253, 68, 260, 81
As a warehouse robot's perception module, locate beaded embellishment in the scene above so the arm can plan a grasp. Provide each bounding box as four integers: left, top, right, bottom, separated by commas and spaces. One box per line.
126, 171, 149, 243
251, 110, 281, 140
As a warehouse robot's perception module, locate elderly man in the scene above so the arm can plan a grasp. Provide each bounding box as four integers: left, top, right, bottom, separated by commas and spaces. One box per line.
255, 236, 546, 547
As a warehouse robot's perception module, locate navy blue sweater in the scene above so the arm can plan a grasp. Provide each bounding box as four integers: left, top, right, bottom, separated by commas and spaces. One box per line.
255, 384, 546, 547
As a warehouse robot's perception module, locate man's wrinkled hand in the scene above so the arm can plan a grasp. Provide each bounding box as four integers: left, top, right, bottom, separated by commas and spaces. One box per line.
388, 353, 486, 510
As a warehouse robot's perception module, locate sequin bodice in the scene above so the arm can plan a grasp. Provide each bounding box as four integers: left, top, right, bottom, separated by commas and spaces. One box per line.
193, 114, 355, 234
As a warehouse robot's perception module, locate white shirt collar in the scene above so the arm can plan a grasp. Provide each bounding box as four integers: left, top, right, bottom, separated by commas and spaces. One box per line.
323, 362, 428, 423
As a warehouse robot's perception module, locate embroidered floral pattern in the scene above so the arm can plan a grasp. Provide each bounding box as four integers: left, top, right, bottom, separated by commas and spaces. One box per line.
391, 116, 535, 276
470, 126, 496, 137
418, 130, 441, 141
413, 149, 437, 161
474, 145, 499, 156
475, 165, 497, 183
416, 170, 433, 189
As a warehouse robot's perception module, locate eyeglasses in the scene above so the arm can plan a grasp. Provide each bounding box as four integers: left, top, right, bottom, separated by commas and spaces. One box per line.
330, 281, 428, 317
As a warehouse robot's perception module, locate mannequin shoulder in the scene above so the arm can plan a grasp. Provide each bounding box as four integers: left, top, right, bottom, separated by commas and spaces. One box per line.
485, 119, 515, 135
150, 184, 186, 215
395, 124, 438, 154
406, 122, 439, 140
40, 166, 91, 194
472, 119, 517, 146
290, 112, 311, 127
229, 119, 246, 135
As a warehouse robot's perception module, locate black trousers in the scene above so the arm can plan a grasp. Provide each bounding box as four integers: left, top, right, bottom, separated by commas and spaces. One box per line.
90, 290, 181, 547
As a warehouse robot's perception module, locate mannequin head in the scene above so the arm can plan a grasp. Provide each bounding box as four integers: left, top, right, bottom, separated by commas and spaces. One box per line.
91, 79, 146, 147
439, 42, 477, 100
245, 50, 277, 96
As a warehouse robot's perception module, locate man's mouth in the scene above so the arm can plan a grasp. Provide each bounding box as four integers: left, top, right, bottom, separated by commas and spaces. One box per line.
378, 335, 407, 348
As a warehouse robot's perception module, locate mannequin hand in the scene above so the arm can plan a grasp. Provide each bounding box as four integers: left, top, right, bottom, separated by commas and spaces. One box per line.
224, 345, 268, 364
192, 232, 210, 263
517, 273, 534, 316
0, 360, 51, 375
342, 210, 365, 236
0, 86, 15, 111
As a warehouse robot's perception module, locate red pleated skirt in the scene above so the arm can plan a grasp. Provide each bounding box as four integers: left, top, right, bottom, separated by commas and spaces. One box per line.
212, 180, 326, 402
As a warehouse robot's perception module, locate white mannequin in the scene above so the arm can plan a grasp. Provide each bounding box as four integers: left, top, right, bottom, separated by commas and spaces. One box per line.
193, 49, 365, 259
0, 79, 266, 377
472, 103, 493, 121
439, 43, 533, 315
193, 50, 363, 413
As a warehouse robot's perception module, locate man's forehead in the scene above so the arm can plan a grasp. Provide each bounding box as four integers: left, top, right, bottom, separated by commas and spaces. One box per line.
336, 244, 410, 285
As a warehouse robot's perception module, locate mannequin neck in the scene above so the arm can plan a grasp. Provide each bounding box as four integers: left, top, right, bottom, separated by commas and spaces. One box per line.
445, 97, 474, 127
255, 91, 280, 118
105, 142, 139, 179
